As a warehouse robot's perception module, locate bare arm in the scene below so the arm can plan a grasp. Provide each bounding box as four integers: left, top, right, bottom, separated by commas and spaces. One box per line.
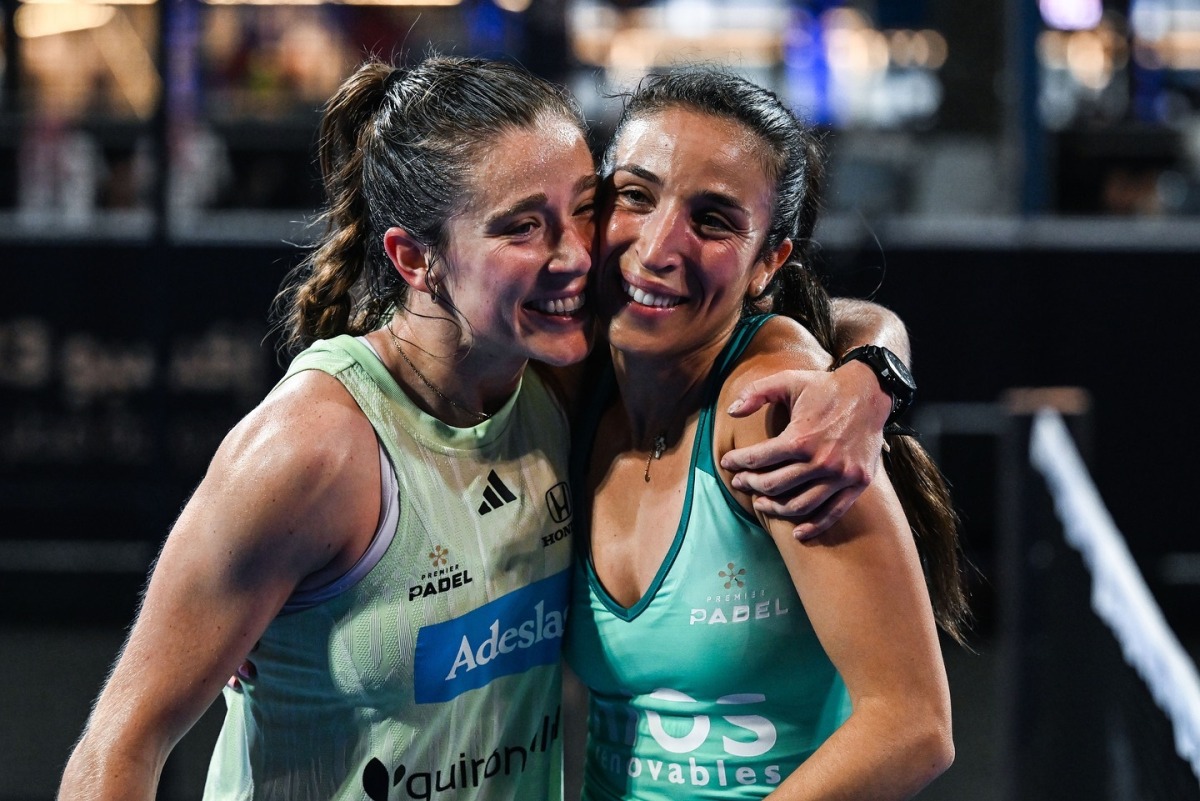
721, 301, 911, 538
762, 476, 953, 800
830, 297, 910, 364
57, 373, 380, 800
720, 345, 953, 800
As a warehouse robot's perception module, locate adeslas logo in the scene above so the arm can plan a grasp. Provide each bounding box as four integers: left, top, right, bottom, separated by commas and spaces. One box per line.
413, 569, 570, 703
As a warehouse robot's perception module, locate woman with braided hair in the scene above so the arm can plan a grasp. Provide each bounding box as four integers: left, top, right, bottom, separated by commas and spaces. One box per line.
59, 55, 912, 801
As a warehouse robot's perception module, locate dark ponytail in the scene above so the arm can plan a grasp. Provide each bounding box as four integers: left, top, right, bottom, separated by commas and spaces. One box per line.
611, 68, 970, 645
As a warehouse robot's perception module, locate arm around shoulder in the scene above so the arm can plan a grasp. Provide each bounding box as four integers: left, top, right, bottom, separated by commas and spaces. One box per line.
830, 297, 910, 365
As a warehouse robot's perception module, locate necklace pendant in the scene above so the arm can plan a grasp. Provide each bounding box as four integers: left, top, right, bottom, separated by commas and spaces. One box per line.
644, 433, 667, 483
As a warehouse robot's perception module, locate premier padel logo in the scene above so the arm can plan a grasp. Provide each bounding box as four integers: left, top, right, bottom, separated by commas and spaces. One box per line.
719, 562, 746, 589
478, 470, 517, 515
409, 546, 473, 601
689, 559, 790, 625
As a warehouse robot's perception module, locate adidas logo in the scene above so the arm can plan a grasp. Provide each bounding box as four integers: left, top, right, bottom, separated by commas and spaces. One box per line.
477, 470, 517, 515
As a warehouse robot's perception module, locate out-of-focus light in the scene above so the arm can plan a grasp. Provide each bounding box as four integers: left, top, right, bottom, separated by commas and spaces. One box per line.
1038, 30, 1070, 69
822, 6, 869, 32
1145, 31, 1200, 70
1130, 0, 1171, 41
20, 0, 154, 4
608, 30, 655, 72
664, 0, 718, 37
202, 0, 458, 4
494, 0, 530, 12
1066, 29, 1112, 89
889, 29, 916, 67
826, 26, 888, 76
15, 2, 114, 37
917, 29, 948, 69
1040, 0, 1103, 31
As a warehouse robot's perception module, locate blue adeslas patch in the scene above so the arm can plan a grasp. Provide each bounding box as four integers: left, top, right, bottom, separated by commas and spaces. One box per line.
414, 569, 569, 703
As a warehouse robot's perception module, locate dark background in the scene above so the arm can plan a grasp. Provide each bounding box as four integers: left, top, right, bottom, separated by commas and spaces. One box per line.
4, 0, 1200, 797
4, 232, 1197, 798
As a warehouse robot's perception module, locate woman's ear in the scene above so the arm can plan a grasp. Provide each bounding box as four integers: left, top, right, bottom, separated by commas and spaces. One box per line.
747, 238, 794, 298
384, 227, 433, 294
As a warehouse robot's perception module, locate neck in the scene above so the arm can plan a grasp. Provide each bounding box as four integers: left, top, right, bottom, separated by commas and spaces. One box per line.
609, 346, 713, 448
376, 312, 526, 426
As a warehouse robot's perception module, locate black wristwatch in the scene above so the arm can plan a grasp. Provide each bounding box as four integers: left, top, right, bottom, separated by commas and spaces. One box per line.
836, 345, 916, 425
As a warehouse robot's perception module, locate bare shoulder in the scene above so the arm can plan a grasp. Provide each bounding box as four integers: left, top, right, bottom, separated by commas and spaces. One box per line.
719, 316, 831, 407
736, 315, 831, 377
710, 317, 832, 507
216, 371, 374, 494
182, 369, 381, 579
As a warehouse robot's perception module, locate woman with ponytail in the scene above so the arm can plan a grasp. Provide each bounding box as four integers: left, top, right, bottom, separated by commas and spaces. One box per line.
564, 68, 968, 801
59, 54, 600, 801
59, 53, 931, 800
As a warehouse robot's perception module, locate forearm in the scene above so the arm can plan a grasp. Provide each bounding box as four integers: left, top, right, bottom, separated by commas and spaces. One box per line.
829, 298, 910, 365
767, 699, 953, 801
761, 476, 954, 799
59, 721, 169, 801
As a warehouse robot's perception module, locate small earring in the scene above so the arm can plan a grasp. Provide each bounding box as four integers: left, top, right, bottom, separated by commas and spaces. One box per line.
426, 268, 441, 304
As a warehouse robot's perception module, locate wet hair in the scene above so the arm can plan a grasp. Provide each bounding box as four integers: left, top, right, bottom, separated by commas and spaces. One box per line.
274, 55, 587, 356
608, 68, 971, 645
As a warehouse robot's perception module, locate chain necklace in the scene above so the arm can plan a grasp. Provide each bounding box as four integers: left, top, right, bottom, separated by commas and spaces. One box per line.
387, 327, 492, 424
643, 433, 667, 482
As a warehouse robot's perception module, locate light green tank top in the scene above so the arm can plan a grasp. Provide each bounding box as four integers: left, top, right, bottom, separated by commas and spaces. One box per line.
563, 315, 851, 801
204, 335, 574, 801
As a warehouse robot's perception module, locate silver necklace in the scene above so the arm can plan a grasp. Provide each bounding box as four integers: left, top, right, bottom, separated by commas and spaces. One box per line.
643, 433, 667, 482
388, 327, 492, 423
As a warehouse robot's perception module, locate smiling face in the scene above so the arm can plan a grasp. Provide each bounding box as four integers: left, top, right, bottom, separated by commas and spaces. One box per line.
596, 106, 790, 365
436, 114, 598, 369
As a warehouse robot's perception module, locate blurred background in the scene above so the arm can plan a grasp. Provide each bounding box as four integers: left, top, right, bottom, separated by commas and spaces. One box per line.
2, 0, 1199, 798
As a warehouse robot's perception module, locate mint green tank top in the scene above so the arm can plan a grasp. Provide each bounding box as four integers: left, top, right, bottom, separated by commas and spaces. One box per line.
563, 315, 851, 801
204, 335, 574, 801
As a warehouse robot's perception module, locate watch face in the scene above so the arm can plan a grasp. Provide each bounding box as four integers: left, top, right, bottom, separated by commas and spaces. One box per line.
882, 349, 916, 390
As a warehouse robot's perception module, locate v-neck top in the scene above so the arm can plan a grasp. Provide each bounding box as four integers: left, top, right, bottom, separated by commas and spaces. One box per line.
562, 315, 850, 800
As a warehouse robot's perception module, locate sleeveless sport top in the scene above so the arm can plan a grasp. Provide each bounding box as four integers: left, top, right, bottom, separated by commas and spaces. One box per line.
204, 335, 574, 801
563, 315, 851, 801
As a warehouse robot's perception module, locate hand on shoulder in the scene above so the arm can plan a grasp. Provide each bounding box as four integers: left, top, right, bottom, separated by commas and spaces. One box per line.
715, 315, 886, 540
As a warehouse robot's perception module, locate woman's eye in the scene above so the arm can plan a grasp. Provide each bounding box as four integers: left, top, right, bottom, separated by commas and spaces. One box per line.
698, 213, 731, 232
617, 187, 651, 205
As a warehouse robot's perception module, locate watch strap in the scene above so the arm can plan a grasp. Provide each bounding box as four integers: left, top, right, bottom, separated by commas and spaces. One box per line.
836, 345, 916, 425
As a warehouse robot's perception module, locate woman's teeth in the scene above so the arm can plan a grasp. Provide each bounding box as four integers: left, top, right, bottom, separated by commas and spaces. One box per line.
531, 294, 585, 315
623, 280, 682, 308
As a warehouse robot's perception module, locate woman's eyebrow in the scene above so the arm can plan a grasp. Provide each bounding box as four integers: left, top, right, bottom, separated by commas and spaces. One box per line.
484, 174, 601, 228
613, 165, 747, 214
612, 164, 660, 185
696, 189, 751, 215
487, 194, 548, 226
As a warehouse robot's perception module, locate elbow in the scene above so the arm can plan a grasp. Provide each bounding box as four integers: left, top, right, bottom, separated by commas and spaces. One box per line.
926, 723, 955, 779
909, 711, 954, 788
